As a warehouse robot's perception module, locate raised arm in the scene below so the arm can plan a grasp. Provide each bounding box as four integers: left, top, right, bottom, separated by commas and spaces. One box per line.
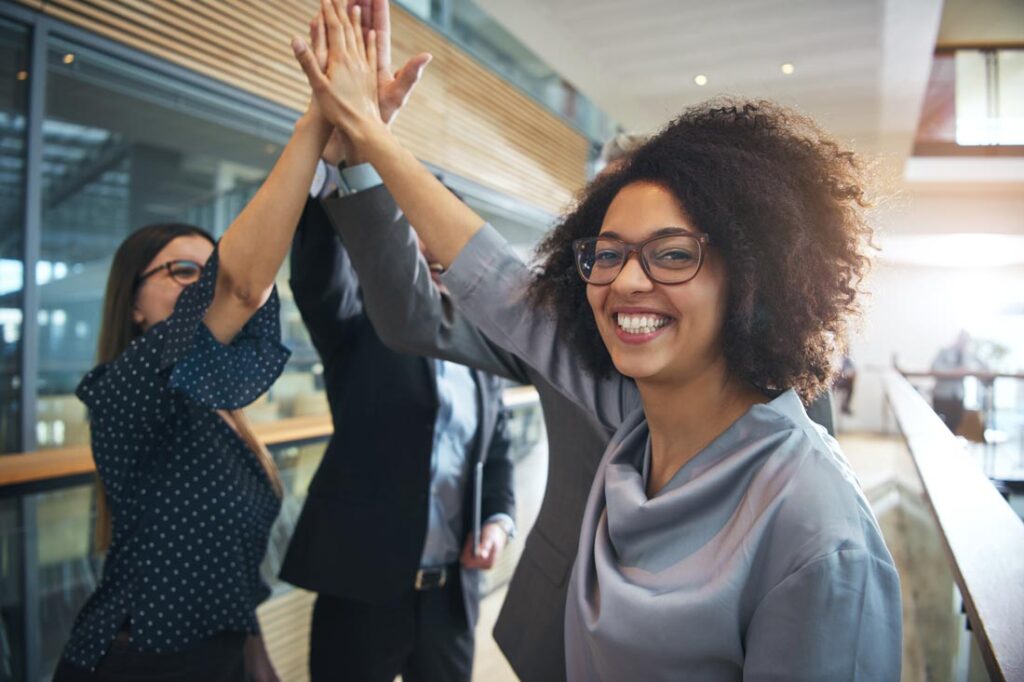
295, 1, 484, 270
322, 186, 530, 383
204, 116, 331, 345
294, 0, 636, 428
201, 7, 374, 345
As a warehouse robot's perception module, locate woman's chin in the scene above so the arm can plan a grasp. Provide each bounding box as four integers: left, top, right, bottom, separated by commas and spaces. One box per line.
609, 353, 670, 382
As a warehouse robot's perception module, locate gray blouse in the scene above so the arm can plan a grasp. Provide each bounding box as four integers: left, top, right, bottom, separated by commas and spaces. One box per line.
440, 224, 902, 681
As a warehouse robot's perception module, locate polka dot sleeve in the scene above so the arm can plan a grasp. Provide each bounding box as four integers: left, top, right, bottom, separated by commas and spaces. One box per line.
160, 248, 291, 409
77, 248, 290, 421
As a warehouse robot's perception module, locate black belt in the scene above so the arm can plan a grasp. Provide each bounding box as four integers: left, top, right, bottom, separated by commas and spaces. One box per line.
414, 565, 456, 591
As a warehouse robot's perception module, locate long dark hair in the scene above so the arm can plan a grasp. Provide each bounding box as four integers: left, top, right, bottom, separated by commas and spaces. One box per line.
92, 223, 282, 552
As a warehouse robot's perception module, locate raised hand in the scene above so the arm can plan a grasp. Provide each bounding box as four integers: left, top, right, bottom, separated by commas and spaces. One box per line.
293, 0, 383, 142
360, 0, 432, 125
314, 0, 431, 164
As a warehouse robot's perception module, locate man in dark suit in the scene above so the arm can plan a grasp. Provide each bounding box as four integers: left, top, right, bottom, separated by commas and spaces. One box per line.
279, 188, 516, 682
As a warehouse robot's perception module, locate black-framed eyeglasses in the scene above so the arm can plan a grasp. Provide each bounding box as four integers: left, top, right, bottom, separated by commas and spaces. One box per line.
572, 230, 710, 285
135, 260, 204, 288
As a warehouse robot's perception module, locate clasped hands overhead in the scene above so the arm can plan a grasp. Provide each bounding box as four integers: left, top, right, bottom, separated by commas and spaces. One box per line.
292, 0, 430, 161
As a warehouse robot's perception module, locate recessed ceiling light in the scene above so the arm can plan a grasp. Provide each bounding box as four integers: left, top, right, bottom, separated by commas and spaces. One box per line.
694, 74, 708, 86
781, 63, 795, 75
63, 53, 75, 64
16, 70, 28, 81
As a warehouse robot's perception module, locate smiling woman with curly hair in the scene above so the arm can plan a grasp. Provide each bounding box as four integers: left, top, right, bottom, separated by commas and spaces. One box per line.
531, 100, 873, 401
295, 12, 902, 678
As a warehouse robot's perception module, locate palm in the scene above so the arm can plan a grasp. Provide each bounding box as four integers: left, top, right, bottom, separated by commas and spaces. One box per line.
352, 0, 430, 125
316, 0, 429, 164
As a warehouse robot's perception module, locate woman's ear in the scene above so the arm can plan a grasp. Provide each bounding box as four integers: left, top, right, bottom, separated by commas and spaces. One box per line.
132, 305, 147, 330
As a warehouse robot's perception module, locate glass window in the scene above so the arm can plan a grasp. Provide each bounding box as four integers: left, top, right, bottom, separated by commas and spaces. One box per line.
955, 49, 1024, 145
0, 19, 30, 454
396, 0, 618, 143
36, 37, 323, 448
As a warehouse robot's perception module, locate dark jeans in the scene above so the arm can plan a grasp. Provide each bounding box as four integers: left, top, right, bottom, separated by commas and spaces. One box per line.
52, 631, 246, 682
310, 579, 474, 682
933, 397, 964, 434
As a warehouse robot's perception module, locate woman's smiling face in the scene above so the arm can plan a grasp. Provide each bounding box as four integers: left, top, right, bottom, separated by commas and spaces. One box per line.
586, 181, 730, 385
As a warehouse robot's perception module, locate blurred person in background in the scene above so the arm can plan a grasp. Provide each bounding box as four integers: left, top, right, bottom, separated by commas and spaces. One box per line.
931, 330, 987, 433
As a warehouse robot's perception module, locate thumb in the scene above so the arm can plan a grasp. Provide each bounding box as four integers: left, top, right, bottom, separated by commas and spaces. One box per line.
292, 37, 327, 87
393, 52, 432, 95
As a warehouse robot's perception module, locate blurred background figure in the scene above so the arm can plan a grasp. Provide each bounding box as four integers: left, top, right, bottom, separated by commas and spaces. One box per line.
931, 330, 987, 433
834, 355, 857, 416
595, 132, 649, 176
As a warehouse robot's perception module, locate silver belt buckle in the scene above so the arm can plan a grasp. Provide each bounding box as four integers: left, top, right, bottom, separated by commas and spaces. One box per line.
414, 567, 447, 590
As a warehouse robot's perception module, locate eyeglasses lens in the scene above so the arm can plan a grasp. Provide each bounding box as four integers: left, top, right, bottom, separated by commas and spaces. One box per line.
168, 262, 202, 285
576, 234, 701, 285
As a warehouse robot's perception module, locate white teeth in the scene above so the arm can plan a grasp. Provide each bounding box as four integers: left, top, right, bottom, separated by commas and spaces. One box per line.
615, 313, 670, 335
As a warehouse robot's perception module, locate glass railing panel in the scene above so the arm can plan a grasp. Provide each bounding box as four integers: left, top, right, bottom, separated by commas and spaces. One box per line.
33, 484, 99, 678
0, 496, 26, 681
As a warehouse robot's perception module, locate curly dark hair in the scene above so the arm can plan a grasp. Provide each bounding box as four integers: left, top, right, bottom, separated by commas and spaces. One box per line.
529, 99, 873, 401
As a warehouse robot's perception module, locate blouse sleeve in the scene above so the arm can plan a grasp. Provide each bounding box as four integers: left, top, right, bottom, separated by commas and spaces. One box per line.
742, 548, 903, 681
440, 224, 638, 431
76, 248, 291, 432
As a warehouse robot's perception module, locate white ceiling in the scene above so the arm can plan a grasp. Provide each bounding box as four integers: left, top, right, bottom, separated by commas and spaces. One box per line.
476, 0, 944, 167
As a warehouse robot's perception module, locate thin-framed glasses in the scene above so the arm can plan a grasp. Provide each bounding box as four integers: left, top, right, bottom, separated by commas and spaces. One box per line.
135, 260, 204, 288
572, 230, 710, 285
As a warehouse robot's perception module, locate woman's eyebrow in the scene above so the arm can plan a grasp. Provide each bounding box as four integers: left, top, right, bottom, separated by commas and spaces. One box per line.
598, 226, 692, 241
651, 226, 690, 237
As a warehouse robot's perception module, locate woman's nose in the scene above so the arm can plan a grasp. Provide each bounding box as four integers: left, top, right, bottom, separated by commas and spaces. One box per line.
611, 252, 654, 293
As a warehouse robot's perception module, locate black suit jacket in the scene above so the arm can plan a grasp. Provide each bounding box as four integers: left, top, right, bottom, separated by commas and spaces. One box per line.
279, 198, 514, 629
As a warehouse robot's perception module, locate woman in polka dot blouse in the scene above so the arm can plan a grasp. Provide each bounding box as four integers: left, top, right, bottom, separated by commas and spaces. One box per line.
50, 21, 352, 682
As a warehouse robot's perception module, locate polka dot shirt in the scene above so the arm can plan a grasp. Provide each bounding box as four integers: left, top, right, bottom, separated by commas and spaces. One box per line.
62, 250, 290, 671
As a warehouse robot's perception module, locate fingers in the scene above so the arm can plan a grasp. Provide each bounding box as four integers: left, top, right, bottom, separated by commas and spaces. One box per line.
394, 52, 431, 93
292, 37, 328, 90
372, 0, 392, 71
334, 0, 359, 58
350, 5, 366, 59
310, 13, 327, 71
366, 30, 378, 79
322, 0, 344, 56
353, 0, 372, 31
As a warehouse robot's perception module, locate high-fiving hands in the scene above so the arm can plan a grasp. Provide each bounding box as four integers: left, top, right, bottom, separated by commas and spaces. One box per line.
296, 0, 431, 164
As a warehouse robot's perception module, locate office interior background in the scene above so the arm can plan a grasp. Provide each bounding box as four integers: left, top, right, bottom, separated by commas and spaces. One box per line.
0, 0, 1021, 679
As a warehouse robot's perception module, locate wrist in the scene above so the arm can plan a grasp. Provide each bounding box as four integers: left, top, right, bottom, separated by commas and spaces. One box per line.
297, 111, 332, 139
348, 118, 391, 158
345, 146, 367, 166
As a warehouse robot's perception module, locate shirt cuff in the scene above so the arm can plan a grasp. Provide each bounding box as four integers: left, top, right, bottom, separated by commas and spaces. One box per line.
309, 159, 327, 198
310, 160, 345, 199
341, 162, 383, 194
485, 513, 517, 540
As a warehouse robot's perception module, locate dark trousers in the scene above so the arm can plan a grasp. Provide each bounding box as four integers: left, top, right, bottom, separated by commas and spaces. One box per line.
310, 579, 475, 682
52, 631, 246, 682
933, 397, 964, 434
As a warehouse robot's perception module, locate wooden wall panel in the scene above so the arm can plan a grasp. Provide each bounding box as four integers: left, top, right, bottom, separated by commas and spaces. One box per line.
18, 0, 588, 214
